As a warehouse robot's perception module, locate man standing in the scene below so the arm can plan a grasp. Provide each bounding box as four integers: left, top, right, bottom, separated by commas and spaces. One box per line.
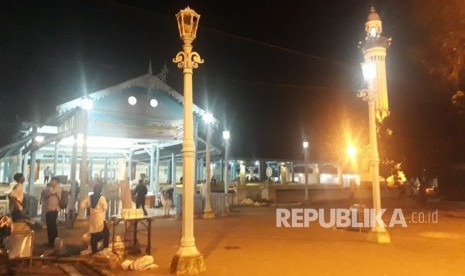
44, 166, 52, 184
45, 177, 62, 247
40, 183, 51, 222
134, 179, 148, 216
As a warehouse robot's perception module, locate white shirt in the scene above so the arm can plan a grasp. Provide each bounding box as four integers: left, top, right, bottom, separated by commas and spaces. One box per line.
80, 195, 108, 233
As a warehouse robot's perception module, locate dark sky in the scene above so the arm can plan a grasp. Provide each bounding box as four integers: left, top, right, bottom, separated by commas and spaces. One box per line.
0, 0, 431, 160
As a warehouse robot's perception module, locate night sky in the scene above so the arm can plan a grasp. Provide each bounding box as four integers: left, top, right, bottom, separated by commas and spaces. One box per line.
0, 1, 436, 160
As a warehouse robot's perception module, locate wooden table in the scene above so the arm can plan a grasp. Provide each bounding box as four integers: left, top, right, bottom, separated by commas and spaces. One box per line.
110, 215, 154, 257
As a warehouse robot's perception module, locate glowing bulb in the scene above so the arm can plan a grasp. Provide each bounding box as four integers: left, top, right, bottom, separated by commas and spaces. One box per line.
128, 96, 137, 105
35, 136, 45, 143
347, 144, 357, 159
150, 99, 158, 107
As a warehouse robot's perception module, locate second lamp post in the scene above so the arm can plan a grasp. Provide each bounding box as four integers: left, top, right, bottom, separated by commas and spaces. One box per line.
359, 62, 391, 244
203, 112, 215, 219
303, 140, 309, 201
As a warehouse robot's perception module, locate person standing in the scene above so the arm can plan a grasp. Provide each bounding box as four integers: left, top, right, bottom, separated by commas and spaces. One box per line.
39, 183, 51, 222
44, 177, 62, 247
8, 173, 26, 222
80, 184, 109, 254
134, 180, 148, 216
44, 166, 52, 184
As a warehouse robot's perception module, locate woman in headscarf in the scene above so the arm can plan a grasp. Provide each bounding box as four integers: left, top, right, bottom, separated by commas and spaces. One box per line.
80, 184, 109, 254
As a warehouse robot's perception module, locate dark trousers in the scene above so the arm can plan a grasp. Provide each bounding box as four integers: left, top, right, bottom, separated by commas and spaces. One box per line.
11, 209, 23, 222
46, 211, 58, 246
90, 222, 109, 253
136, 201, 147, 216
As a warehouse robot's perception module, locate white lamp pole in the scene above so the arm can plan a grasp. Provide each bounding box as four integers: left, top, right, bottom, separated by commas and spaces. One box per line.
203, 112, 215, 219
222, 130, 230, 213
171, 6, 206, 274
303, 140, 309, 201
359, 62, 391, 243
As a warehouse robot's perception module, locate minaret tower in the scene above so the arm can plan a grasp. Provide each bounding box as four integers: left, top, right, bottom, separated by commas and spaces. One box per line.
359, 6, 392, 122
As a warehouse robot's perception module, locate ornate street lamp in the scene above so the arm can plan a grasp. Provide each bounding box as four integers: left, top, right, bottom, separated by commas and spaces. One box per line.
359, 62, 391, 243
171, 6, 206, 275
202, 112, 215, 219
303, 140, 309, 201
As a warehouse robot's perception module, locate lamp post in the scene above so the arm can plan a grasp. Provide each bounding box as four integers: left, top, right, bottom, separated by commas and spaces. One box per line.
303, 140, 309, 201
202, 112, 215, 219
222, 130, 230, 213
80, 97, 92, 203
171, 6, 206, 275
359, 62, 391, 243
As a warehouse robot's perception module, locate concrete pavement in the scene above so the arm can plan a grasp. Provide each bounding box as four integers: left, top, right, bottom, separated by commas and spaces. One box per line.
29, 197, 465, 275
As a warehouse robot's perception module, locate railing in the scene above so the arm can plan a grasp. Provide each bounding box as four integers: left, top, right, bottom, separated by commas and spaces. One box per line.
175, 193, 232, 217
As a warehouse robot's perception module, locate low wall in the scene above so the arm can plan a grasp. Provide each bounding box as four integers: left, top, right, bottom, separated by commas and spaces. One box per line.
273, 185, 399, 203
175, 193, 231, 216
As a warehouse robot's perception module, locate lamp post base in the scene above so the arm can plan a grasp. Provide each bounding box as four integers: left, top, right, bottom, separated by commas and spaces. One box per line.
170, 248, 206, 275
202, 211, 215, 219
367, 227, 391, 244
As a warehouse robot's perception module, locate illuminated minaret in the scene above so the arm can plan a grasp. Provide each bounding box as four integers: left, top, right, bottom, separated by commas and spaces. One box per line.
359, 6, 392, 122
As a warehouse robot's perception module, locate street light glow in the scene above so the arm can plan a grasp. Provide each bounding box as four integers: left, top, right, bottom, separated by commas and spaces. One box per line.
223, 130, 230, 140
203, 112, 214, 124
347, 144, 357, 159
81, 97, 93, 111
303, 141, 309, 149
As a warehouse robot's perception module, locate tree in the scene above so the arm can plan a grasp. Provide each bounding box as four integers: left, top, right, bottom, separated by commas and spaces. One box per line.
411, 0, 465, 184
412, 0, 465, 89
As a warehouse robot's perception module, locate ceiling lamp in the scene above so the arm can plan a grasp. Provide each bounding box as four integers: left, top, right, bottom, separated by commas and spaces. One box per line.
128, 96, 137, 105
150, 98, 158, 107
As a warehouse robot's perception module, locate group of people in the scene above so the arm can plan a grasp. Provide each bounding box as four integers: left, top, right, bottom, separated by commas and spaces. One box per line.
9, 173, 63, 248
132, 179, 173, 216
8, 172, 110, 254
7, 174, 175, 255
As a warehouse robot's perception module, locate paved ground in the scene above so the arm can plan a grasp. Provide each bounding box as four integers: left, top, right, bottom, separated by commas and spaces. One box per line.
28, 196, 465, 275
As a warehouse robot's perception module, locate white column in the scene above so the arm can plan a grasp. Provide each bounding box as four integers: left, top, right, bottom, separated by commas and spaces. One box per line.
61, 151, 65, 176
69, 131, 78, 211
223, 139, 229, 212
171, 28, 205, 273
149, 146, 155, 192
128, 150, 133, 183
53, 142, 58, 176
28, 149, 36, 196
171, 153, 176, 189
16, 148, 23, 173
203, 124, 214, 218
22, 151, 28, 177
155, 145, 160, 194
